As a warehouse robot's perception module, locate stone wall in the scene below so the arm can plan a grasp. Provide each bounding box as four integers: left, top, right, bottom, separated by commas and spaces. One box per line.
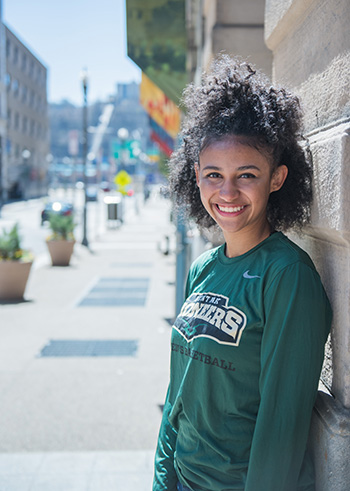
265, 0, 350, 488
189, 0, 271, 79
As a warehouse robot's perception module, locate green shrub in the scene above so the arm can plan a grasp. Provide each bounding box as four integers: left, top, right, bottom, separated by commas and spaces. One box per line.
47, 213, 75, 241
0, 223, 26, 261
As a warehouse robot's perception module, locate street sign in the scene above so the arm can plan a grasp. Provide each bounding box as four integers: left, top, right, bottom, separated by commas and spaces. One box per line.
114, 170, 132, 187
111, 140, 141, 161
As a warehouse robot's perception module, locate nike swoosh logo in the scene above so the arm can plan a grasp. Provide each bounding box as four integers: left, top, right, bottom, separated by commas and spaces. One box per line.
243, 270, 261, 279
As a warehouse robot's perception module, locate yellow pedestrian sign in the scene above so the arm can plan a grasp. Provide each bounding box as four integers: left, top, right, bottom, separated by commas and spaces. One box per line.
114, 170, 132, 187
114, 170, 132, 195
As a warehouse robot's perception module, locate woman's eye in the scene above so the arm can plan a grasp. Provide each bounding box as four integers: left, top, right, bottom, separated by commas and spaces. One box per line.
239, 173, 256, 179
206, 172, 221, 178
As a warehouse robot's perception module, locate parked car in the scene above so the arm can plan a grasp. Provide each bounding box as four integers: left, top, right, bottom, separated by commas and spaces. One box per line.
86, 187, 98, 201
41, 201, 74, 226
100, 181, 112, 193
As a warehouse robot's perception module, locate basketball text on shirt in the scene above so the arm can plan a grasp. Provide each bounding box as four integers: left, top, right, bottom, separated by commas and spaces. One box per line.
174, 292, 247, 346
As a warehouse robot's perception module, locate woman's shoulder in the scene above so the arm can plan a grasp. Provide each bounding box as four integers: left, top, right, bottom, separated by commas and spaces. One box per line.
267, 232, 315, 268
190, 244, 222, 272
260, 232, 320, 285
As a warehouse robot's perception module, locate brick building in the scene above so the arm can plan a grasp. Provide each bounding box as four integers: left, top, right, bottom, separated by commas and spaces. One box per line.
4, 24, 49, 200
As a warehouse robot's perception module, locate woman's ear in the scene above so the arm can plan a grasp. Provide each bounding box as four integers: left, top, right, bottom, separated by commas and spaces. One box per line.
270, 165, 288, 193
194, 163, 200, 186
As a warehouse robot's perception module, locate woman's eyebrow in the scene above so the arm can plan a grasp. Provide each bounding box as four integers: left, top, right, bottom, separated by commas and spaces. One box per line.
201, 164, 261, 171
201, 164, 221, 171
236, 165, 260, 171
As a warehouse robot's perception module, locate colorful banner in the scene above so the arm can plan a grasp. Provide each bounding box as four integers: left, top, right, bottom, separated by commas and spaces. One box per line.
140, 73, 181, 139
148, 117, 175, 157
126, 0, 187, 105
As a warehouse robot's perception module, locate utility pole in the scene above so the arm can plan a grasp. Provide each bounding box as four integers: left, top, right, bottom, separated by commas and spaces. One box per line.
81, 69, 89, 247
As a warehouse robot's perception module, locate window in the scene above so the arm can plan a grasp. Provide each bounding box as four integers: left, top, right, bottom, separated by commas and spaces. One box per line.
29, 90, 35, 107
14, 112, 19, 130
5, 73, 11, 90
22, 53, 27, 72
12, 79, 19, 96
14, 46, 19, 64
6, 139, 12, 157
23, 116, 27, 134
29, 60, 34, 77
22, 85, 27, 103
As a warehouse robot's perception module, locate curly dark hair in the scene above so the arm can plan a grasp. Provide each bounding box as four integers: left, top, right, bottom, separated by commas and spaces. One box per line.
168, 55, 313, 231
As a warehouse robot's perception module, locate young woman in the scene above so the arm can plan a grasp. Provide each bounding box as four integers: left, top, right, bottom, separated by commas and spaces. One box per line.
153, 56, 332, 491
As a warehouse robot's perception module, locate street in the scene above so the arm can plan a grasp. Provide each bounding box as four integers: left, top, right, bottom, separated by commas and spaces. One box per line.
0, 190, 175, 490
0, 188, 142, 259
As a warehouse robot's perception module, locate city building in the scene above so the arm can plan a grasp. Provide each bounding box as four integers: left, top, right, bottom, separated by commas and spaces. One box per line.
187, 0, 350, 488
0, 1, 7, 209
5, 24, 49, 200
48, 81, 159, 188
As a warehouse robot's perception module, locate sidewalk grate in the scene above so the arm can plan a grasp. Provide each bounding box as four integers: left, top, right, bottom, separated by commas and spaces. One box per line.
78, 277, 149, 307
111, 262, 152, 268
38, 340, 139, 357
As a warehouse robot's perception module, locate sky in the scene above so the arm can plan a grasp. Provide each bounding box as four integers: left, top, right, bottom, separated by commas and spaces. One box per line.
3, 0, 141, 105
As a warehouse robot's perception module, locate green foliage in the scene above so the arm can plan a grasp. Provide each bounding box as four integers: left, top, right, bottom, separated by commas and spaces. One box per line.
157, 152, 170, 178
48, 213, 75, 241
0, 223, 25, 261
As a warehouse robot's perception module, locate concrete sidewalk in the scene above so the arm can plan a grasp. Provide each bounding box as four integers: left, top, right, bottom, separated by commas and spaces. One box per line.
0, 194, 175, 490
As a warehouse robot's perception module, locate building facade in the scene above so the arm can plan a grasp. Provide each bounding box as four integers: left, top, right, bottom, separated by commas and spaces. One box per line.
5, 25, 49, 200
264, 0, 350, 488
0, 1, 7, 209
186, 0, 350, 488
187, 0, 272, 84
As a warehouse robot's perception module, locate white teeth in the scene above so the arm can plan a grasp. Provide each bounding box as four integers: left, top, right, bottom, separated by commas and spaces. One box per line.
218, 205, 244, 213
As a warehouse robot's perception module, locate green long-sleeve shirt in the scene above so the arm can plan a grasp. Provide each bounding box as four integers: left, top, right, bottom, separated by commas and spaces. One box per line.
153, 232, 332, 491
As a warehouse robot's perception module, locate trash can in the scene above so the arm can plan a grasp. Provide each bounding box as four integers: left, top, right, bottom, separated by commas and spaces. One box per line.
104, 194, 123, 227
107, 202, 119, 220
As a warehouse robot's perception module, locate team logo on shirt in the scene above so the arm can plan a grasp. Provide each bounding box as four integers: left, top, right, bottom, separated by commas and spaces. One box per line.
174, 292, 247, 346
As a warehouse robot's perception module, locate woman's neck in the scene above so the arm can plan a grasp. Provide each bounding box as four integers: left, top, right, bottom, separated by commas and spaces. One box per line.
223, 222, 272, 258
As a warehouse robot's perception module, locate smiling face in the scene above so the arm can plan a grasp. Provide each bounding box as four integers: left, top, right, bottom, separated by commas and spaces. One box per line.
195, 136, 288, 257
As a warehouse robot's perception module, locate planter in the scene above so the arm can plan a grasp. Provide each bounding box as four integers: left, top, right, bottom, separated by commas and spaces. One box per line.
46, 240, 75, 266
0, 260, 33, 300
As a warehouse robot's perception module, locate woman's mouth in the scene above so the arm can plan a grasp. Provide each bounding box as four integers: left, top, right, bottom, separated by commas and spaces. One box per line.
216, 204, 245, 213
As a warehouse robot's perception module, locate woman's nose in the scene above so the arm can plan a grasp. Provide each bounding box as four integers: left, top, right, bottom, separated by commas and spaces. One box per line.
219, 179, 239, 201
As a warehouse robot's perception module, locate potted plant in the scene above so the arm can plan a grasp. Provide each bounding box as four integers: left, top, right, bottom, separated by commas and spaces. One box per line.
0, 223, 34, 300
46, 213, 75, 266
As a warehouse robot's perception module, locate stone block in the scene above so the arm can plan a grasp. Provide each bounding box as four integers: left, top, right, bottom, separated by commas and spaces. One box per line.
290, 228, 350, 408
265, 0, 314, 50
216, 0, 265, 25
265, 0, 350, 132
309, 391, 350, 490
307, 121, 350, 234
212, 26, 272, 76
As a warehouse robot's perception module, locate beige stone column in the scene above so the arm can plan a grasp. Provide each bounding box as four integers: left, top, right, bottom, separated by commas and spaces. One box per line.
265, 0, 350, 488
188, 0, 272, 80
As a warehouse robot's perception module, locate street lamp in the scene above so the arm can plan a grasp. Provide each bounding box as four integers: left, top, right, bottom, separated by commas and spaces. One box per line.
22, 149, 31, 200
80, 68, 89, 247
0, 141, 3, 217
117, 127, 129, 171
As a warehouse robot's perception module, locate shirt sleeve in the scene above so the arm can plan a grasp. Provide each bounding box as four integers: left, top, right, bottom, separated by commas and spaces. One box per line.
245, 262, 332, 491
153, 389, 178, 491
153, 267, 196, 490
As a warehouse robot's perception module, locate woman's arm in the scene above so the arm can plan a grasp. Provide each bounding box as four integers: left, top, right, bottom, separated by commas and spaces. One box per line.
245, 263, 332, 490
153, 392, 178, 491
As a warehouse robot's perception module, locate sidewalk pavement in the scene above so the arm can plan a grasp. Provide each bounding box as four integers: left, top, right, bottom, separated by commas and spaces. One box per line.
0, 194, 176, 490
